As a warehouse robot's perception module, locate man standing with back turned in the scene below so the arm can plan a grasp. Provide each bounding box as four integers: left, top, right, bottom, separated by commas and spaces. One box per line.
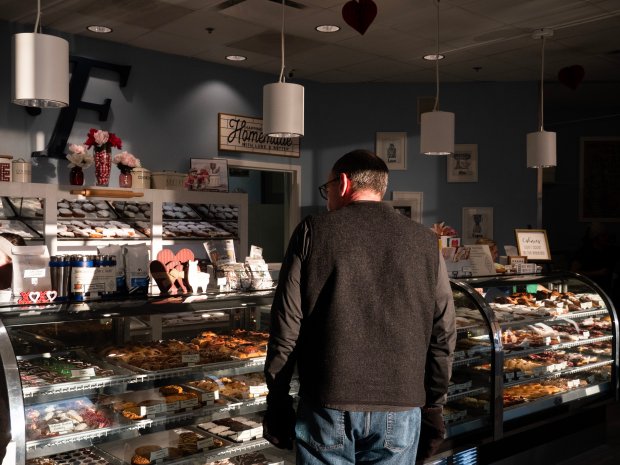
264, 149, 456, 464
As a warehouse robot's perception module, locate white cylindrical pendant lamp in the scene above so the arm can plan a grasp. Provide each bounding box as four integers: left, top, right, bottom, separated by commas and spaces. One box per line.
527, 130, 556, 168
262, 82, 304, 138
420, 110, 455, 155
12, 32, 69, 108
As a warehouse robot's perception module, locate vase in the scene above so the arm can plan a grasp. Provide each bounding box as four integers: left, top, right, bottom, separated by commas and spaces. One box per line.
69, 166, 84, 186
119, 171, 132, 188
94, 150, 111, 186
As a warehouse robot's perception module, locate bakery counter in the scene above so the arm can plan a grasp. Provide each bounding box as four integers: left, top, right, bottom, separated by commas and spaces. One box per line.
448, 271, 618, 445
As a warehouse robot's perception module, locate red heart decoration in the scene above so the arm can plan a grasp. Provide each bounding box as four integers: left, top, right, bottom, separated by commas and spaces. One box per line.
342, 0, 377, 35
558, 65, 585, 90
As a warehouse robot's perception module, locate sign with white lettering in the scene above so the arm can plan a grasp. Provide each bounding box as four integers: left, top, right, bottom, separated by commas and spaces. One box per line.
218, 113, 300, 157
514, 229, 551, 261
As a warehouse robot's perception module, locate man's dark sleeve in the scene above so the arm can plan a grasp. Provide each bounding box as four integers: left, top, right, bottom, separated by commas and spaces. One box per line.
417, 252, 456, 461
264, 221, 309, 403
425, 251, 456, 406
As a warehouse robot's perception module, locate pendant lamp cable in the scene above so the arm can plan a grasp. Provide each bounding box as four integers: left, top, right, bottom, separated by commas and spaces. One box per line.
278, 0, 286, 83
538, 34, 546, 131
34, 0, 42, 33
433, 0, 440, 111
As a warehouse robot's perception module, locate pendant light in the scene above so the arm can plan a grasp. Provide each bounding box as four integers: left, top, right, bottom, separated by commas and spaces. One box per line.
12, 0, 69, 108
262, 0, 304, 138
420, 0, 454, 155
527, 29, 556, 168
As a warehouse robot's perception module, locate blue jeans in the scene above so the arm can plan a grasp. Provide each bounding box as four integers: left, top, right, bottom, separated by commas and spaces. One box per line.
295, 399, 421, 465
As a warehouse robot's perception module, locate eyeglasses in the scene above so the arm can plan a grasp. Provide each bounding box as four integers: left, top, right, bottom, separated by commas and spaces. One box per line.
318, 178, 339, 200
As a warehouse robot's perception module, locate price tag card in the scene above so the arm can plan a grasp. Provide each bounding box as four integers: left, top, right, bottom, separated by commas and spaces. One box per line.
200, 390, 219, 402
150, 448, 169, 461
70, 367, 96, 378
48, 420, 74, 434
211, 410, 229, 420
249, 384, 267, 395
179, 398, 199, 410
581, 331, 590, 339
165, 401, 180, 413
182, 353, 200, 365
140, 403, 166, 416
197, 437, 215, 450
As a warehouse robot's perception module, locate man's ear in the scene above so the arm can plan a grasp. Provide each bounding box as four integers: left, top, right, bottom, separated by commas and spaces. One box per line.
338, 172, 350, 197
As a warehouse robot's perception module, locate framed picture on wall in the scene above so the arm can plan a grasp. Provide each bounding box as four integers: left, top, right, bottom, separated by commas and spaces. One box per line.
462, 207, 493, 245
447, 144, 478, 183
579, 137, 620, 221
376, 132, 407, 171
385, 196, 423, 223
391, 191, 423, 223
188, 158, 229, 192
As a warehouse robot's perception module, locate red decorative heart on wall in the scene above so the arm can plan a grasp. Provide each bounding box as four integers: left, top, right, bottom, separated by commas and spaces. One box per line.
342, 0, 377, 35
558, 65, 585, 90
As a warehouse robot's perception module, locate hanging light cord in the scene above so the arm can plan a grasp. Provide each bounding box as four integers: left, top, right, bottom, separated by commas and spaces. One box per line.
538, 35, 546, 131
34, 0, 42, 33
278, 0, 286, 83
433, 0, 440, 111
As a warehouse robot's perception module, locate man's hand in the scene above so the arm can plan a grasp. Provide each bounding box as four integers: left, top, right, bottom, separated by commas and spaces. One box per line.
262, 396, 296, 450
416, 405, 446, 461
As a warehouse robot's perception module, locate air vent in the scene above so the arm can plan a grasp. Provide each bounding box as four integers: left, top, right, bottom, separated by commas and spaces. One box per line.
217, 0, 306, 11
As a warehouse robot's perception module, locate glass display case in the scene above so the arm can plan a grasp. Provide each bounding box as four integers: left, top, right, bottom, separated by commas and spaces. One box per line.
447, 271, 618, 448
0, 291, 281, 465
1, 270, 617, 464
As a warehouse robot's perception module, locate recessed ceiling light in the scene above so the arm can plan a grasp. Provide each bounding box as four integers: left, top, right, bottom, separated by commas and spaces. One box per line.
316, 25, 340, 33
423, 53, 445, 61
87, 25, 112, 33
226, 55, 247, 61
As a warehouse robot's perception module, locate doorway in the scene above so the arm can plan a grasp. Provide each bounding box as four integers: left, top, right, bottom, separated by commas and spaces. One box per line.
227, 160, 300, 263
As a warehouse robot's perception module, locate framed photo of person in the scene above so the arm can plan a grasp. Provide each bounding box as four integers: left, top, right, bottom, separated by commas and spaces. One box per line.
447, 144, 478, 183
462, 207, 493, 245
188, 158, 229, 192
376, 132, 407, 171
514, 229, 552, 261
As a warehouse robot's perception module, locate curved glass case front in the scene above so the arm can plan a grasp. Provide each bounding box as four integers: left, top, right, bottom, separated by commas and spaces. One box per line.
449, 271, 618, 438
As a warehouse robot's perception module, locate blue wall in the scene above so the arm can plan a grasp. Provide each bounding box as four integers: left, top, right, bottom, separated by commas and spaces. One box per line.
2, 20, 618, 259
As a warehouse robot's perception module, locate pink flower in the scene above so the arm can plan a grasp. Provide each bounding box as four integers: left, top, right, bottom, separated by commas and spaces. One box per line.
68, 143, 87, 155
113, 151, 141, 172
93, 130, 110, 146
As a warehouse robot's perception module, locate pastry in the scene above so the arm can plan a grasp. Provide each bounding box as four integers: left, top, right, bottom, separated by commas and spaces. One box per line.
135, 445, 161, 456
131, 455, 151, 465
159, 384, 184, 395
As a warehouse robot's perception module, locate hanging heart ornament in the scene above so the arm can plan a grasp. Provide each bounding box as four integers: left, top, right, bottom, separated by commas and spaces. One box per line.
342, 0, 377, 35
558, 65, 585, 90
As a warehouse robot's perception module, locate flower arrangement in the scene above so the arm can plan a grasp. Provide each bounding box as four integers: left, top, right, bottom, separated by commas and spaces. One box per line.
113, 151, 141, 174
84, 129, 122, 152
66, 144, 93, 169
431, 221, 458, 238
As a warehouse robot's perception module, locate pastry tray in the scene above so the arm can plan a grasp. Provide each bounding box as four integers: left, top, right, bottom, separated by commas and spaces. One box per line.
97, 426, 231, 464
57, 219, 148, 239
98, 384, 220, 420
29, 447, 113, 465
110, 200, 152, 221
57, 199, 117, 220
197, 414, 263, 443
25, 397, 120, 442
163, 221, 233, 239
8, 197, 44, 218
0, 219, 41, 239
162, 202, 201, 220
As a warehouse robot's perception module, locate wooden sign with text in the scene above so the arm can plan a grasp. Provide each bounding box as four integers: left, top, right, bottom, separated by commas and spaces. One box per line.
218, 113, 300, 158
